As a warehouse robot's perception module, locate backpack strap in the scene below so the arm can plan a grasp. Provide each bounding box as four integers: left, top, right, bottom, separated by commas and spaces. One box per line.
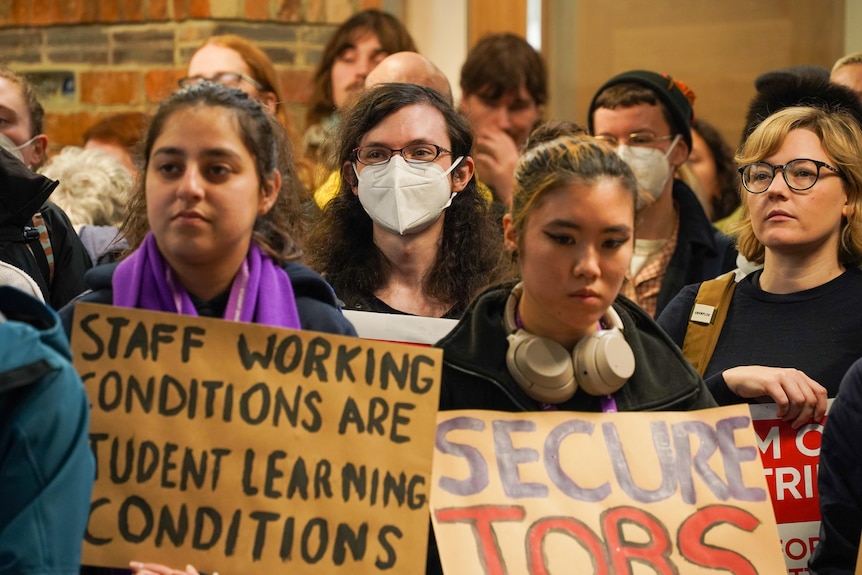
681, 271, 738, 376
25, 212, 53, 286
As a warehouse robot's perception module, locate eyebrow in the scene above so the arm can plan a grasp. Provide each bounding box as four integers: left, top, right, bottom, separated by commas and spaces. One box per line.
545, 219, 632, 234
151, 146, 243, 160
360, 138, 441, 148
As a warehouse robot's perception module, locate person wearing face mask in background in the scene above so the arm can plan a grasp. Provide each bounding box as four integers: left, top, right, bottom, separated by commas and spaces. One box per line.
305, 83, 503, 319
588, 70, 736, 318
307, 49, 509, 220
310, 50, 459, 211
0, 67, 91, 309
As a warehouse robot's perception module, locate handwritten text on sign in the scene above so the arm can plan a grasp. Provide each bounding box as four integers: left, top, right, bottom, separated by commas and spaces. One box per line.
71, 303, 441, 575
431, 407, 786, 574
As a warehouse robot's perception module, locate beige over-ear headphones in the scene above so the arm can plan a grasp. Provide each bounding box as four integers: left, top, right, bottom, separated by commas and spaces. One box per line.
504, 282, 636, 403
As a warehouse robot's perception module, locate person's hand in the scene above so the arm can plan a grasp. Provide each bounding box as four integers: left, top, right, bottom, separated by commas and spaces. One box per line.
473, 129, 519, 206
129, 562, 213, 575
722, 365, 828, 428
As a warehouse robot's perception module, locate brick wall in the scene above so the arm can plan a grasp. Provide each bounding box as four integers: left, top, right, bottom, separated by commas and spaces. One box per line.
0, 0, 382, 152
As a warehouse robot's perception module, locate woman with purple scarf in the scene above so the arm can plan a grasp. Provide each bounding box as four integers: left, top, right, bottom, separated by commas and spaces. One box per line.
62, 81, 356, 575
60, 82, 356, 338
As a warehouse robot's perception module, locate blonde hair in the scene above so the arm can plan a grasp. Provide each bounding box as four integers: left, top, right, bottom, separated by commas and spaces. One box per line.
733, 106, 862, 266
832, 51, 862, 74
38, 146, 133, 228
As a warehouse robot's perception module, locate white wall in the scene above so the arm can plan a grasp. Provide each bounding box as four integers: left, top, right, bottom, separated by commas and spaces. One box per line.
402, 0, 469, 104
845, 0, 862, 54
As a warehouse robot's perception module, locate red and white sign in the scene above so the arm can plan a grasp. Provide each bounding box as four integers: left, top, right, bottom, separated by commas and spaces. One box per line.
750, 401, 833, 574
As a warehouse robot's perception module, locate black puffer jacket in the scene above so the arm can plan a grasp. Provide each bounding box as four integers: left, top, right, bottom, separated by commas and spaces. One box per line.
435, 281, 717, 413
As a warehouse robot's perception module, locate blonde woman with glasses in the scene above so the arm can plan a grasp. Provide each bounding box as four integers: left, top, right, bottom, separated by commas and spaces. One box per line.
658, 105, 862, 428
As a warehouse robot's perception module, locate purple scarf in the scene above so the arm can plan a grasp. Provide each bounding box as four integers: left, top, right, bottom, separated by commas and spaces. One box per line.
112, 232, 301, 329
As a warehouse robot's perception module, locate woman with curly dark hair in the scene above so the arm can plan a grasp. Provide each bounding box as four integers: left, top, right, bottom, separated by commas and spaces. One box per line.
305, 82, 503, 318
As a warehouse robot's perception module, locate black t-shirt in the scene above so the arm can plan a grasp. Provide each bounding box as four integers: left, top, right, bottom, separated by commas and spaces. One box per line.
658, 267, 862, 403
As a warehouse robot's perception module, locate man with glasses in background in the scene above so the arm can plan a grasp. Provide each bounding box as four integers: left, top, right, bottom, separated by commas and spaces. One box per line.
588, 70, 736, 317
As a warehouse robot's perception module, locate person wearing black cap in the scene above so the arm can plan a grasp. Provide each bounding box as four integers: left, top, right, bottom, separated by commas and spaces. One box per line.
587, 70, 736, 318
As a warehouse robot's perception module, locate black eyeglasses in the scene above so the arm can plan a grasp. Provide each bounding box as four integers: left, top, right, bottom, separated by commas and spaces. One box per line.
178, 72, 264, 91
738, 158, 844, 194
593, 131, 674, 148
353, 144, 451, 166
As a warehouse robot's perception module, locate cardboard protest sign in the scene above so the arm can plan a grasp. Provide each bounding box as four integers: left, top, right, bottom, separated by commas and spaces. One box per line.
431, 405, 786, 574
751, 401, 833, 573
70, 303, 441, 575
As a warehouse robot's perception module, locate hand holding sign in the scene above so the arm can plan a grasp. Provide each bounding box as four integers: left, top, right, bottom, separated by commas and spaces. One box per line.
129, 561, 211, 575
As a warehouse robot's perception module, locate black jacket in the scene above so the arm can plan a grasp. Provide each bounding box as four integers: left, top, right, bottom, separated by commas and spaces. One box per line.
59, 261, 357, 338
656, 181, 737, 317
808, 358, 862, 575
0, 148, 91, 309
436, 281, 717, 413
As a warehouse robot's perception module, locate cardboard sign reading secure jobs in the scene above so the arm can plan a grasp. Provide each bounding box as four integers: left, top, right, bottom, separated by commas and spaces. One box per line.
70, 303, 441, 575
431, 406, 787, 574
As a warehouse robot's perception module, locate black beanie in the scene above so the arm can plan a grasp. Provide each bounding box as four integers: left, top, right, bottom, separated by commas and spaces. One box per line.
588, 70, 694, 150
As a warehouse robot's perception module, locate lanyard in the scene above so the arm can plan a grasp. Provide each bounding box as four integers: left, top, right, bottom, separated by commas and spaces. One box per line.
165, 259, 250, 320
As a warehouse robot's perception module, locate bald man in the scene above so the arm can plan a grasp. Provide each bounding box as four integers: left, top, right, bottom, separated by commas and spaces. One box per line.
364, 51, 453, 104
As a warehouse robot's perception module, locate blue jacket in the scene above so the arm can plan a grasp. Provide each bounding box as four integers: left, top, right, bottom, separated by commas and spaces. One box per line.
59, 261, 358, 338
0, 286, 94, 574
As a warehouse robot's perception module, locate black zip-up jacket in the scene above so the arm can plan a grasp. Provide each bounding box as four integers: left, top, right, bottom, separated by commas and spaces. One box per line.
0, 148, 91, 309
656, 180, 737, 317
435, 281, 717, 413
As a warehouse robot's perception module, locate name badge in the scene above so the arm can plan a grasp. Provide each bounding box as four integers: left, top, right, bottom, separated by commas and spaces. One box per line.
690, 303, 716, 325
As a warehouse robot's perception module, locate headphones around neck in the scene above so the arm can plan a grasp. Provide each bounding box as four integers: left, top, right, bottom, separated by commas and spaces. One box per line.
504, 283, 636, 404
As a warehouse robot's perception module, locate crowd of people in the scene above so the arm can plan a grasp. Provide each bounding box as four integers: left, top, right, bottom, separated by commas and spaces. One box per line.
3, 7, 862, 575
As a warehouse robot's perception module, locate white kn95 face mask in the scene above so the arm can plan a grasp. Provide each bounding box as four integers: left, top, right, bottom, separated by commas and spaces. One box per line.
355, 155, 462, 235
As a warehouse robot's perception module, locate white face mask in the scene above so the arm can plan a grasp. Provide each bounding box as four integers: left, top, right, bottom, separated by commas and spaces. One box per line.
355, 155, 463, 235
616, 135, 680, 210
0, 132, 31, 163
